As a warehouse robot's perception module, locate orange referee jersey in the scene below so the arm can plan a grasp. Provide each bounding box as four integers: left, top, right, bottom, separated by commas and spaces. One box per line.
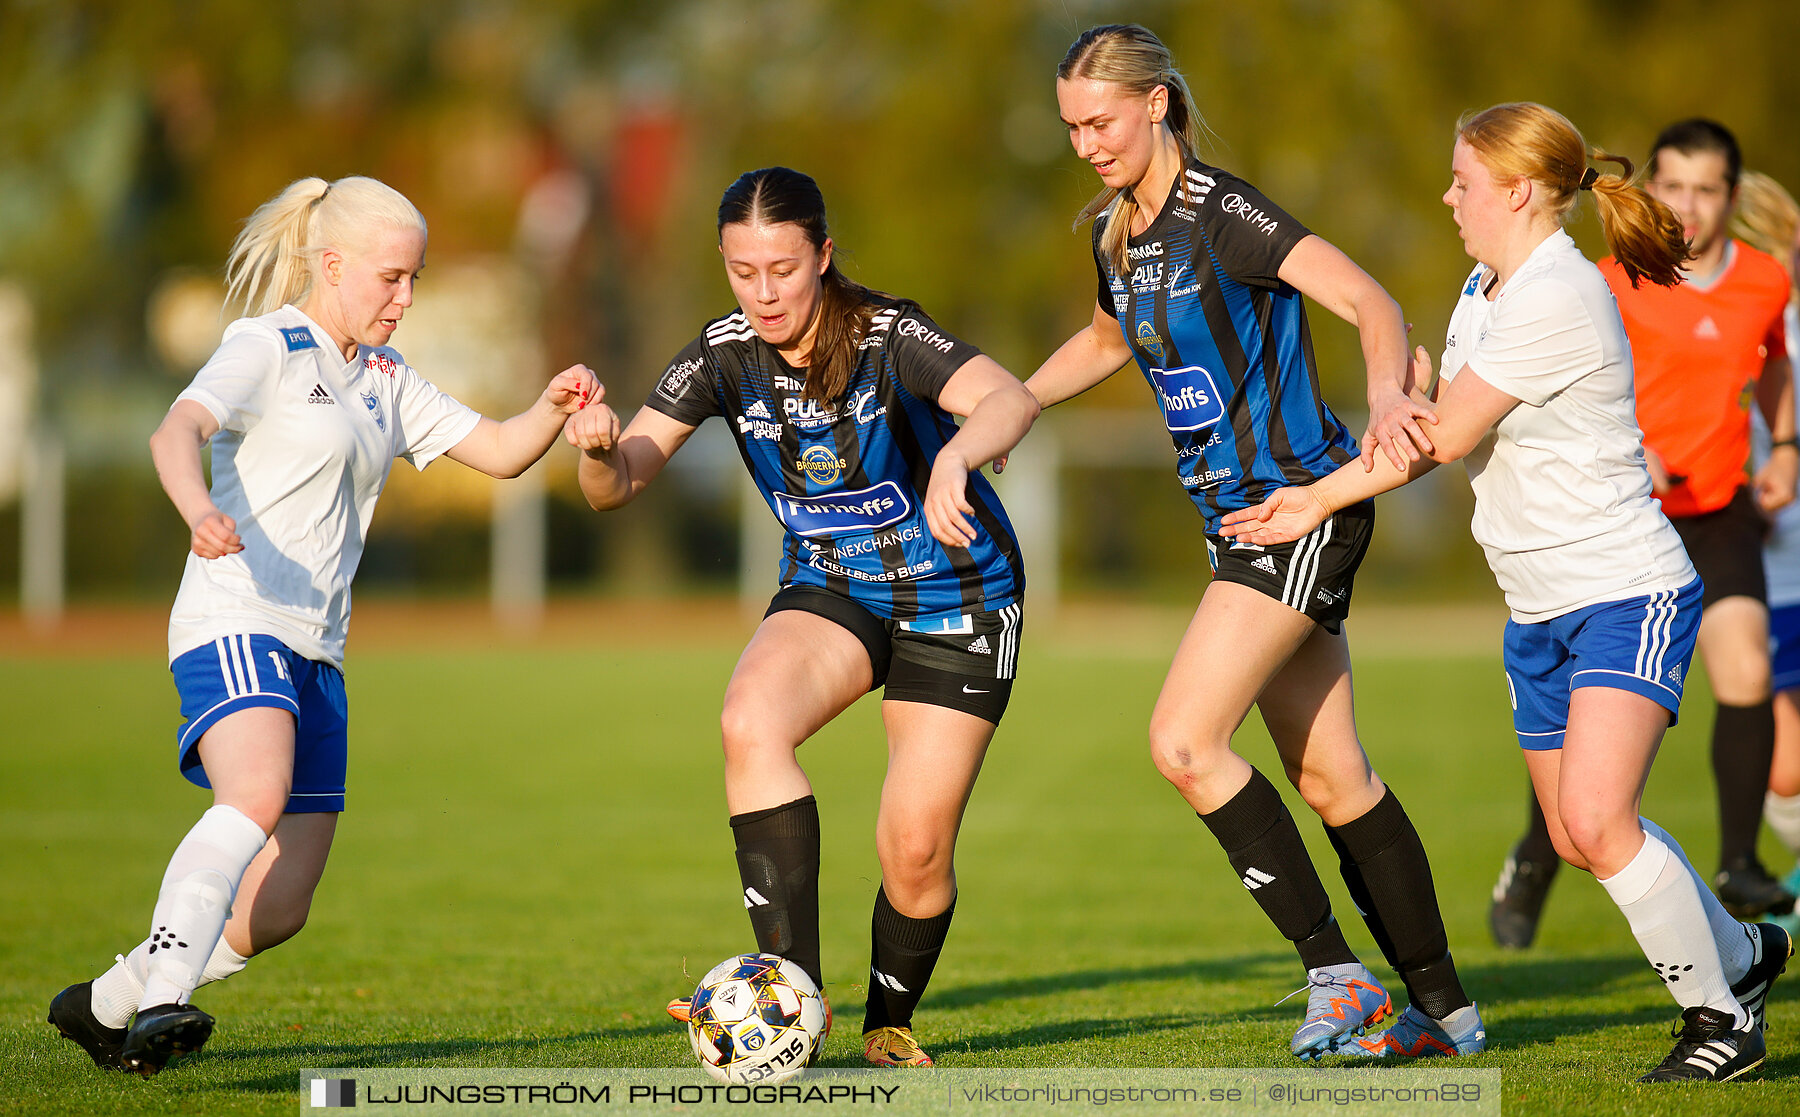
1602, 241, 1790, 519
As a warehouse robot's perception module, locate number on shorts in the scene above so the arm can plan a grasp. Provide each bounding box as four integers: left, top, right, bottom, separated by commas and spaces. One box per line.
266, 650, 290, 681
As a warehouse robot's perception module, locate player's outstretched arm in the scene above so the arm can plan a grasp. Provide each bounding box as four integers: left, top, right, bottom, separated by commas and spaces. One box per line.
571, 405, 697, 511
1023, 301, 1134, 409
1278, 235, 1438, 472
926, 356, 1042, 547
149, 399, 242, 559
445, 364, 601, 478
1221, 349, 1518, 545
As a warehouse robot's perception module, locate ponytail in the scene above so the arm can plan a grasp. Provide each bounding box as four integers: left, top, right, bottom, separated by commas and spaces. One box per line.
224, 175, 427, 318
1585, 150, 1689, 289
1457, 103, 1689, 289
224, 177, 330, 317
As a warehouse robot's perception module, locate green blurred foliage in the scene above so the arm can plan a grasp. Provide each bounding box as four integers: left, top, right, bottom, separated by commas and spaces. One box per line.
2, 0, 1797, 599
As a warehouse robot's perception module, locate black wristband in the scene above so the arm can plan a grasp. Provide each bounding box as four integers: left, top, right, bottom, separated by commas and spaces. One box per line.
1774, 438, 1799, 451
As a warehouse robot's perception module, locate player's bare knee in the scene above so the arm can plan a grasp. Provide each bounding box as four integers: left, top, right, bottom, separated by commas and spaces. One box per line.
719, 705, 791, 763
876, 829, 951, 888
1147, 722, 1229, 785
221, 793, 286, 836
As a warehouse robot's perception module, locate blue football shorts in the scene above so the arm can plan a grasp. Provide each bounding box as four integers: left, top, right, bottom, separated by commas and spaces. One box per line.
1503, 578, 1703, 751
1772, 602, 1800, 693
170, 634, 348, 812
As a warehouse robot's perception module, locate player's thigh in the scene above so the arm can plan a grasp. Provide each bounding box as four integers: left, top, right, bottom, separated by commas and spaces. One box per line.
1556, 687, 1667, 868
195, 706, 299, 830
877, 701, 998, 838
1696, 595, 1772, 703
1153, 580, 1317, 751
1520, 748, 1581, 868
722, 609, 874, 745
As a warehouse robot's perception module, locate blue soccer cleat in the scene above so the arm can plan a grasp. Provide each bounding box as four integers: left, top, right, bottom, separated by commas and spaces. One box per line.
1348, 1002, 1486, 1059
1289, 963, 1393, 1059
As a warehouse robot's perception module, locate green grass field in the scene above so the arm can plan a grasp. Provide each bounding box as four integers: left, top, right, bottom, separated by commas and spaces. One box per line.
4, 604, 1797, 1115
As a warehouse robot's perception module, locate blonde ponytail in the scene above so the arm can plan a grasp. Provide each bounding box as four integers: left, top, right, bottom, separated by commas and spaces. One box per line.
223, 175, 427, 318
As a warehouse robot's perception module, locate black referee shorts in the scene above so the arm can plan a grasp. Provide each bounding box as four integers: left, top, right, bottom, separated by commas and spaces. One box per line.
1669, 485, 1767, 608
1203, 499, 1375, 635
765, 586, 1022, 724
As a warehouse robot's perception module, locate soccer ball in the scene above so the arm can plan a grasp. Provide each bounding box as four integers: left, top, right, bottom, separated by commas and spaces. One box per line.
686, 953, 826, 1084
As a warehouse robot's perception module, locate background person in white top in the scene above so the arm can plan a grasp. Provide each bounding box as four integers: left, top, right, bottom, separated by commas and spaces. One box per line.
45, 175, 601, 1078
1222, 103, 1788, 1083
1735, 172, 1800, 916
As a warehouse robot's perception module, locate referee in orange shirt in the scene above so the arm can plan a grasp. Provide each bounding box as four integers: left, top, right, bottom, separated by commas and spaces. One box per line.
1491, 119, 1799, 946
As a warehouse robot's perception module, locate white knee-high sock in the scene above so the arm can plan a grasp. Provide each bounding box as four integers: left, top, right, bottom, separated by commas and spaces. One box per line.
1638, 817, 1754, 983
138, 805, 267, 1010
91, 934, 251, 1029
1599, 829, 1746, 1028
1765, 792, 1800, 859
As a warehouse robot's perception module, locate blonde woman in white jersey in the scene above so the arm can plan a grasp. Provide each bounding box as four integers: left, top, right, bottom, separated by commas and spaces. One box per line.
45, 176, 601, 1077
1223, 103, 1789, 1082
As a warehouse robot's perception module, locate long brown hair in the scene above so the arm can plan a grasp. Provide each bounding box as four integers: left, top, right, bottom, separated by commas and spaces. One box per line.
1456, 103, 1689, 288
1058, 24, 1206, 278
717, 167, 888, 404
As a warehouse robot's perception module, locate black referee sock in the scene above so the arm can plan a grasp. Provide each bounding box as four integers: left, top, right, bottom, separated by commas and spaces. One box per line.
1199, 767, 1356, 971
1517, 789, 1561, 867
730, 796, 824, 990
1713, 700, 1776, 868
862, 887, 954, 1032
1325, 788, 1470, 1020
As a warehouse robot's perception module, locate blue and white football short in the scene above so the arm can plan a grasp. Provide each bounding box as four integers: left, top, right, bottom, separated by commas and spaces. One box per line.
171, 634, 348, 812
1771, 603, 1800, 693
1503, 578, 1702, 751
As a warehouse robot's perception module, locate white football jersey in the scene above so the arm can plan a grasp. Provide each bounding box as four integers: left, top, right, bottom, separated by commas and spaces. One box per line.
167, 305, 481, 668
1442, 230, 1694, 623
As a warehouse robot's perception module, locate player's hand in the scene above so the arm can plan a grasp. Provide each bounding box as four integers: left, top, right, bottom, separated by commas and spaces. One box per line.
544, 365, 602, 415
989, 454, 1008, 475
1218, 486, 1331, 546
1754, 445, 1799, 514
1643, 445, 1673, 494
925, 451, 978, 548
1360, 348, 1439, 472
189, 509, 243, 559
564, 396, 621, 454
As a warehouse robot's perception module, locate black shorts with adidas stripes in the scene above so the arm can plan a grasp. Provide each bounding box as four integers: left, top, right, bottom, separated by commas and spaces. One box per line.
766, 586, 1021, 724
1204, 499, 1374, 635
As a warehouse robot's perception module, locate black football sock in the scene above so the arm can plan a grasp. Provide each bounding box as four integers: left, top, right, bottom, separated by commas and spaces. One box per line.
1713, 700, 1776, 868
862, 887, 954, 1033
1199, 767, 1356, 971
1326, 787, 1470, 1020
1517, 789, 1561, 868
731, 796, 823, 990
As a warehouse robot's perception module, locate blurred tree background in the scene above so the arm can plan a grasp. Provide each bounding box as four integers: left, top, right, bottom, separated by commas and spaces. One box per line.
2, 0, 1797, 607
